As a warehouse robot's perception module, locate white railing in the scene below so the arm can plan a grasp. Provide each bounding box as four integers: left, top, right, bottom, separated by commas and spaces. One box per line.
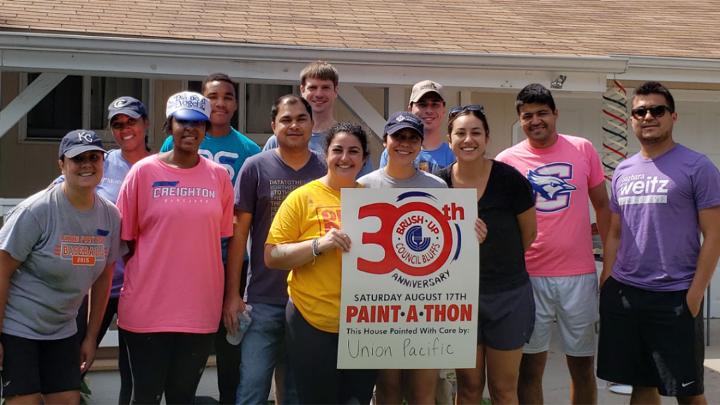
0, 198, 23, 218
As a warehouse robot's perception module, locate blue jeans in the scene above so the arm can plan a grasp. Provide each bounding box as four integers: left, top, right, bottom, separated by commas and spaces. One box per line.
236, 303, 297, 405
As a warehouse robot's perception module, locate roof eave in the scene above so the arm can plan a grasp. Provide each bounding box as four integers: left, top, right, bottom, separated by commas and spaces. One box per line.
0, 31, 629, 73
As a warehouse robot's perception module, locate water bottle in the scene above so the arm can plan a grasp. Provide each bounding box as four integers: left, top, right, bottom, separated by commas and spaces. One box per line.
226, 304, 253, 345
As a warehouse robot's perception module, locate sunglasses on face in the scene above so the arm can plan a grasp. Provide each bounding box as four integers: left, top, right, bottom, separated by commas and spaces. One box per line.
175, 119, 206, 128
449, 104, 485, 118
631, 105, 672, 120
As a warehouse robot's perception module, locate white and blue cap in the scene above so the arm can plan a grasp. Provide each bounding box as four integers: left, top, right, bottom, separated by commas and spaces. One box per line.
165, 91, 211, 121
107, 96, 147, 121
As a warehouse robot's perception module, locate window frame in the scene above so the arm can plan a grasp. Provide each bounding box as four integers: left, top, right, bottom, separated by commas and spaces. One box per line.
18, 73, 151, 146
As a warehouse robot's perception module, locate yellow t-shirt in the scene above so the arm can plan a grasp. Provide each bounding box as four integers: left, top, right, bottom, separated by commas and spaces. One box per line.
266, 180, 345, 333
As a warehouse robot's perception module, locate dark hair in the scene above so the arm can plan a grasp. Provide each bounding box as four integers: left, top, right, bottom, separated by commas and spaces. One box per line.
634, 81, 675, 112
326, 122, 370, 159
202, 73, 237, 98
448, 109, 489, 136
271, 94, 313, 122
300, 61, 339, 88
515, 83, 556, 114
162, 117, 210, 136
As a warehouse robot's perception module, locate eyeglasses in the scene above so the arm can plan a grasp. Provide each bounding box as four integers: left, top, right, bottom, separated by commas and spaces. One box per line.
110, 119, 140, 131
175, 119, 206, 128
631, 105, 672, 120
449, 104, 485, 118
69, 153, 103, 164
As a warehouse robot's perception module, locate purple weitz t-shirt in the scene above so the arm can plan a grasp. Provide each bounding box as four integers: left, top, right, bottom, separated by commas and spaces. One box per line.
610, 144, 720, 291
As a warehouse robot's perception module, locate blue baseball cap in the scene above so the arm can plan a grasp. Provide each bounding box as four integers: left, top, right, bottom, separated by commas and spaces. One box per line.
384, 111, 424, 140
59, 130, 106, 158
107, 96, 147, 121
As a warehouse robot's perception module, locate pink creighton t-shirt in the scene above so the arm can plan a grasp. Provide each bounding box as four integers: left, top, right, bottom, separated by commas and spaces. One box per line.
496, 134, 604, 277
116, 155, 234, 333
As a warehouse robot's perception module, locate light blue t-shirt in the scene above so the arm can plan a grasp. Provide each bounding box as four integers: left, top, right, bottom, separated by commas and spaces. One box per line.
379, 142, 455, 173
98, 150, 132, 297
161, 127, 261, 185
264, 131, 373, 177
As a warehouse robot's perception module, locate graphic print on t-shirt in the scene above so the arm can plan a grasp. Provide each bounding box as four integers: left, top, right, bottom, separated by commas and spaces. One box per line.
615, 173, 671, 206
527, 162, 576, 212
199, 149, 239, 181
151, 181, 216, 203
55, 234, 108, 266
318, 207, 341, 234
270, 179, 307, 218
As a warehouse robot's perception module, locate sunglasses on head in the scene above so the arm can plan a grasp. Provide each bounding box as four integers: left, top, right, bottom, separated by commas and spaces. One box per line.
175, 119, 206, 127
449, 104, 485, 118
631, 105, 672, 120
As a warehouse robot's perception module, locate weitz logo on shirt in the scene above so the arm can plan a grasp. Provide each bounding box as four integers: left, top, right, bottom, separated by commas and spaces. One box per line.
527, 163, 576, 212
615, 173, 671, 206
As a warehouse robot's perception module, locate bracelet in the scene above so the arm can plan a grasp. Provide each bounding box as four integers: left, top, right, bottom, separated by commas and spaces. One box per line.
311, 238, 321, 257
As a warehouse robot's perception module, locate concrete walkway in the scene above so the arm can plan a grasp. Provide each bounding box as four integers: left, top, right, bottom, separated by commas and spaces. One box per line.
86, 319, 720, 404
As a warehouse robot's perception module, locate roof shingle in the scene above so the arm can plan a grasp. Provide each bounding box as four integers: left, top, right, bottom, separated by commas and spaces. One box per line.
2, 0, 719, 59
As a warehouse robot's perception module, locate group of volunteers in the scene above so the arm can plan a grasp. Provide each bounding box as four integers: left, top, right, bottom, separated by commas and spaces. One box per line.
0, 58, 718, 405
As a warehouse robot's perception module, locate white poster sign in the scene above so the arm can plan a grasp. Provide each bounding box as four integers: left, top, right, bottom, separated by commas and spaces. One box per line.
338, 188, 479, 369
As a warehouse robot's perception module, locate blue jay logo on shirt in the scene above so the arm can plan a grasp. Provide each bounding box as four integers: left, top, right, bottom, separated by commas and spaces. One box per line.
527, 163, 576, 212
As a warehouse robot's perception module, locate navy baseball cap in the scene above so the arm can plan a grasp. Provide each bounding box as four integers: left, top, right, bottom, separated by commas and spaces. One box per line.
384, 111, 424, 139
107, 96, 147, 121
59, 130, 106, 158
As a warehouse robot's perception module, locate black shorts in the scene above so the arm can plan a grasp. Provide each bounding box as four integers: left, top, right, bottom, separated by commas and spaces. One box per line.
477, 281, 535, 350
0, 333, 81, 397
597, 277, 704, 397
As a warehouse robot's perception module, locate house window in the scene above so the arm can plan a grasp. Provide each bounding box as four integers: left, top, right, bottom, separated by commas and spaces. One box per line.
25, 75, 82, 139
22, 74, 148, 141
244, 83, 293, 135
89, 77, 144, 130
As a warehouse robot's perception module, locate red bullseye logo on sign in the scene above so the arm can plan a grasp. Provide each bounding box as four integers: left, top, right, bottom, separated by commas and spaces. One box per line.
357, 192, 461, 277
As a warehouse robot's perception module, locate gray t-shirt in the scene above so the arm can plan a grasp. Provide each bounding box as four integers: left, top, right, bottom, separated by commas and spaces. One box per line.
234, 150, 326, 305
358, 168, 448, 189
0, 185, 122, 339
